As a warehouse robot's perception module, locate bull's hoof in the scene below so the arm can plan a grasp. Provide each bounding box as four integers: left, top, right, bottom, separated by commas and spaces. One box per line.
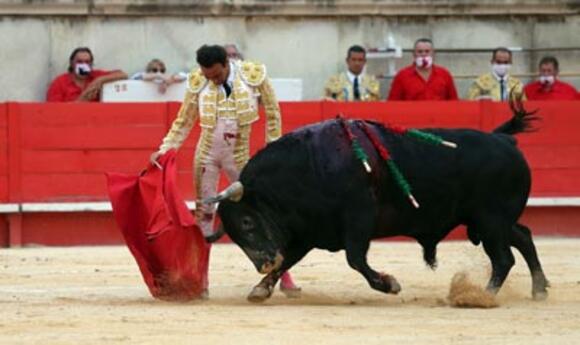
280, 285, 302, 299
532, 290, 548, 301
247, 285, 272, 303
380, 273, 401, 294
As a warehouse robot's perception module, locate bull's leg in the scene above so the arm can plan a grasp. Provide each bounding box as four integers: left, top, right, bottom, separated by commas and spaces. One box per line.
510, 223, 549, 300
247, 271, 281, 303
343, 215, 401, 295
247, 244, 310, 303
477, 221, 516, 294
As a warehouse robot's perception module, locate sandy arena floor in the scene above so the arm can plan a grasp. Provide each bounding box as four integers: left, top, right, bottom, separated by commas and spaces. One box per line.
0, 238, 579, 344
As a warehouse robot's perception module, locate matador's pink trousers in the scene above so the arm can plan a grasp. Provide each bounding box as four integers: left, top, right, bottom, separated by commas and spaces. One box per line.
195, 117, 297, 291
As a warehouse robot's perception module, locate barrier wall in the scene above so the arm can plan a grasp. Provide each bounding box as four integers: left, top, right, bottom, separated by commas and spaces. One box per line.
0, 104, 7, 202
0, 101, 579, 246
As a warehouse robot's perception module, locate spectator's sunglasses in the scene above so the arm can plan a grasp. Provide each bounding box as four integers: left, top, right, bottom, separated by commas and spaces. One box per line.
148, 68, 166, 73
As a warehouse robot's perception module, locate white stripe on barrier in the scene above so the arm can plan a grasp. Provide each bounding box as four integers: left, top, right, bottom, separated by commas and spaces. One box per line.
526, 197, 580, 207
0, 198, 577, 213
16, 201, 198, 212
0, 204, 19, 213
21, 202, 112, 212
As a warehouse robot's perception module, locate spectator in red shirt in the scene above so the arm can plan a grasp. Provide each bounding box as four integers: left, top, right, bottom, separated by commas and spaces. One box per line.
524, 56, 578, 101
387, 38, 458, 101
46, 47, 127, 102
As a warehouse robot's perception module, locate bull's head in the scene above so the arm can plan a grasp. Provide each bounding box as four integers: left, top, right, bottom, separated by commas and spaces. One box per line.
203, 182, 284, 275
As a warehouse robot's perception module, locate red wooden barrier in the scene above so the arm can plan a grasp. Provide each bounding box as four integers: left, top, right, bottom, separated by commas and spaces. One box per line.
0, 103, 7, 247
15, 103, 167, 202
0, 103, 7, 202
519, 101, 580, 196
3, 101, 580, 202
0, 101, 579, 246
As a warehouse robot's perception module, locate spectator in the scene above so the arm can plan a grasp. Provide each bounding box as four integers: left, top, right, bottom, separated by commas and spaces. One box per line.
387, 38, 458, 101
524, 56, 578, 100
224, 43, 244, 61
324, 45, 380, 101
467, 47, 525, 101
131, 58, 187, 94
46, 47, 127, 102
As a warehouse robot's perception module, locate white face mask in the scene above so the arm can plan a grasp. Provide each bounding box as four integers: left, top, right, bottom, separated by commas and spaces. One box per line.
539, 75, 555, 85
74, 63, 92, 76
415, 56, 433, 69
492, 64, 511, 77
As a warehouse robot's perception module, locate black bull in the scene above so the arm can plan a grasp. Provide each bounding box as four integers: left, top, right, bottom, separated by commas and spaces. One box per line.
207, 103, 549, 303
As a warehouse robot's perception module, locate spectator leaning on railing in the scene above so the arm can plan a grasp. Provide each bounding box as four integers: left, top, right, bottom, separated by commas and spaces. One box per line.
130, 58, 187, 94
46, 47, 127, 102
387, 38, 458, 101
524, 56, 579, 101
466, 47, 525, 101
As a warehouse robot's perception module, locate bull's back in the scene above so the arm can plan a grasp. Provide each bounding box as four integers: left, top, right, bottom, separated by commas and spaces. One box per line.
242, 120, 531, 243
371, 126, 531, 237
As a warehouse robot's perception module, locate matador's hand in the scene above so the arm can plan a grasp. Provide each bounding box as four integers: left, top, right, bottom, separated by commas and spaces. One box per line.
149, 151, 163, 170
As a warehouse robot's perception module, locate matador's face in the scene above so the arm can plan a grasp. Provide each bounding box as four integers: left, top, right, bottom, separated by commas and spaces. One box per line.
201, 62, 230, 86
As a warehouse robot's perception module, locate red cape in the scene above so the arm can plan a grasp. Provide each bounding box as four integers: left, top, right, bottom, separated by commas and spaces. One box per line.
106, 150, 210, 300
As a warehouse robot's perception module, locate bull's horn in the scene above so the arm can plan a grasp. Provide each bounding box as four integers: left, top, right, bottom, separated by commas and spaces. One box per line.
202, 181, 244, 204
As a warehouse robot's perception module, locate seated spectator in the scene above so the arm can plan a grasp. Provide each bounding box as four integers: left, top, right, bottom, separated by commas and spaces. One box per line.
467, 47, 525, 101
224, 43, 244, 62
46, 47, 127, 102
324, 45, 380, 101
131, 58, 187, 94
387, 38, 458, 101
524, 56, 578, 100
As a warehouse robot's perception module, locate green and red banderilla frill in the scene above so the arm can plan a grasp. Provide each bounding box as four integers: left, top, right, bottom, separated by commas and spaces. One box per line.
337, 116, 457, 208
337, 116, 372, 173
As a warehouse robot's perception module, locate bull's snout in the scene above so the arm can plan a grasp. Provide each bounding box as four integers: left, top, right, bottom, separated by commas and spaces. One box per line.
259, 252, 284, 274
244, 249, 283, 274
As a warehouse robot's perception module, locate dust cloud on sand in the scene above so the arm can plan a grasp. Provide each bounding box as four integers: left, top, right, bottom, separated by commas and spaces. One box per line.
448, 271, 498, 308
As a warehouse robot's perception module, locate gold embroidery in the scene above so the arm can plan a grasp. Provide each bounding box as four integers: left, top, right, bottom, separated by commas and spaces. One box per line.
240, 61, 266, 86
324, 73, 380, 101
188, 69, 207, 93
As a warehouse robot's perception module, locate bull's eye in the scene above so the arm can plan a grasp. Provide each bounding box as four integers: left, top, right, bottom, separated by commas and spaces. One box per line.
241, 216, 255, 231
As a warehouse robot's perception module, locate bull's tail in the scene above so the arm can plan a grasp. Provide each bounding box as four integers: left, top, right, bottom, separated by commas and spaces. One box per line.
493, 91, 540, 135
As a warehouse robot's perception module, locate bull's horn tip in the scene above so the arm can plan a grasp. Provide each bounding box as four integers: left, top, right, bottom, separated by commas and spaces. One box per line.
443, 141, 457, 148
363, 161, 372, 173
409, 195, 420, 209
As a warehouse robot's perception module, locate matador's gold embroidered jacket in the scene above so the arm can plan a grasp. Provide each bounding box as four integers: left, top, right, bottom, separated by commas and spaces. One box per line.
158, 60, 282, 168
466, 73, 526, 101
324, 72, 380, 101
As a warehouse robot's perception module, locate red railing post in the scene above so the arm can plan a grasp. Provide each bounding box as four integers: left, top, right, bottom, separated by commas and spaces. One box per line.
6, 102, 22, 247
6, 102, 22, 202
